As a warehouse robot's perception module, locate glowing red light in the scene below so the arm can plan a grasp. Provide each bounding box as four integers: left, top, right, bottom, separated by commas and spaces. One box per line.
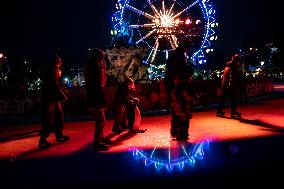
0, 53, 3, 59
185, 18, 192, 25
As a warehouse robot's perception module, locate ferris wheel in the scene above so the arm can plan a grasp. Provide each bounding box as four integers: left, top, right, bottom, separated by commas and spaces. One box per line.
111, 0, 218, 65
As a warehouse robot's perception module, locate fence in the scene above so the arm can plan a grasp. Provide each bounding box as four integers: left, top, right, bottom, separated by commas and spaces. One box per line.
0, 78, 274, 116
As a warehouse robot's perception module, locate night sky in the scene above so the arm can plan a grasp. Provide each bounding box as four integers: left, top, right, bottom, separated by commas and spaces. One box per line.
0, 0, 282, 66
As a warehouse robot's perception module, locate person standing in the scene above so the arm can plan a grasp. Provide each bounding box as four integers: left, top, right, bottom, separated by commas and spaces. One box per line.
111, 81, 128, 134
39, 55, 70, 149
123, 77, 146, 133
237, 60, 248, 105
164, 39, 194, 140
216, 54, 242, 118
84, 48, 110, 151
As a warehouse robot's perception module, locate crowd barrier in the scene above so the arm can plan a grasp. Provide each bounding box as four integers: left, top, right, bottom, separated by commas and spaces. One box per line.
0, 78, 274, 115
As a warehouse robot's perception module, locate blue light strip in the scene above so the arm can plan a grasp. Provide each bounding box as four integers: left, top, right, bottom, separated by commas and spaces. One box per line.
130, 140, 210, 172
192, 0, 217, 64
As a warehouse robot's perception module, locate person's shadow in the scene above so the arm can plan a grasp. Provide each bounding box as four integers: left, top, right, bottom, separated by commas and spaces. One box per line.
104, 131, 138, 147
238, 117, 284, 133
0, 130, 40, 143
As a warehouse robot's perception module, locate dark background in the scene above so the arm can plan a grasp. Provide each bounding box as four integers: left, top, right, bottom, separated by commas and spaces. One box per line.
0, 0, 282, 66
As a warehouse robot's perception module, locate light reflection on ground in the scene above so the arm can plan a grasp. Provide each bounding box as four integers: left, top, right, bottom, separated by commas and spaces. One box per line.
130, 140, 210, 171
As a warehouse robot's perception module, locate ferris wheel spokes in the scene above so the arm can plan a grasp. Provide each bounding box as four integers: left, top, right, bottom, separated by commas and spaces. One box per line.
129, 24, 155, 29
136, 29, 158, 45
150, 38, 160, 62
169, 35, 178, 49
147, 0, 162, 18
144, 38, 159, 63
172, 0, 199, 19
167, 0, 177, 16
125, 4, 155, 20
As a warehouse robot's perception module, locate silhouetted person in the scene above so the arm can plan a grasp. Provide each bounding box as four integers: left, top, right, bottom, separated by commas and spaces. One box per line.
124, 77, 146, 133
216, 54, 242, 118
164, 39, 194, 140
112, 77, 145, 133
85, 48, 110, 151
112, 80, 128, 134
39, 55, 70, 149
237, 61, 248, 105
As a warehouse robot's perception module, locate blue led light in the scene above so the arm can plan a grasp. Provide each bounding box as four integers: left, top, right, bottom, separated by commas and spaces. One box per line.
130, 140, 210, 172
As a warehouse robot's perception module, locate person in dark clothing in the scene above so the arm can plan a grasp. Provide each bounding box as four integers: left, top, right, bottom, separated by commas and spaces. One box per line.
111, 82, 128, 134
237, 61, 248, 105
123, 77, 146, 133
39, 55, 70, 149
164, 39, 194, 140
84, 48, 110, 151
216, 54, 242, 118
113, 77, 146, 133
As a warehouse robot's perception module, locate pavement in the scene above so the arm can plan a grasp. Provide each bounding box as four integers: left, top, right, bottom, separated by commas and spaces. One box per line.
0, 84, 284, 188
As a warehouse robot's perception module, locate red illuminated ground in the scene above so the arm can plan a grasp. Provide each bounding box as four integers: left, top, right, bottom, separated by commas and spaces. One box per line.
1, 84, 284, 161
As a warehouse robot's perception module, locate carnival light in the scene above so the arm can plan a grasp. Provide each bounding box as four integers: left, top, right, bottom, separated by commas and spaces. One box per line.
112, 0, 217, 65
260, 61, 265, 66
185, 18, 192, 25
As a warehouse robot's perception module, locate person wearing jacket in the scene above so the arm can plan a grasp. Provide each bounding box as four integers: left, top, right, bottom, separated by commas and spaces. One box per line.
164, 39, 194, 140
216, 54, 242, 118
112, 81, 128, 134
39, 55, 70, 149
85, 48, 110, 151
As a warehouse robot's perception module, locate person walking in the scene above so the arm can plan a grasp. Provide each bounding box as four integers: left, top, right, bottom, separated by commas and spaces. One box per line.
39, 55, 70, 149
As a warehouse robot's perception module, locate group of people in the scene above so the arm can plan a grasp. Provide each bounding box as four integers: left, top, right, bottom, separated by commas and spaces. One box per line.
38, 40, 244, 151
38, 49, 146, 151
85, 48, 146, 151
164, 38, 244, 140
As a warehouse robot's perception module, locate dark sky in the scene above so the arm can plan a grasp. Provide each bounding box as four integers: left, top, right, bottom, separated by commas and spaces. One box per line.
0, 0, 282, 65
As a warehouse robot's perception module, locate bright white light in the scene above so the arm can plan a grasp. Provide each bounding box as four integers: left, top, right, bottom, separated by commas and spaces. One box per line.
185, 18, 192, 25
196, 20, 201, 25
260, 61, 265, 66
161, 15, 173, 27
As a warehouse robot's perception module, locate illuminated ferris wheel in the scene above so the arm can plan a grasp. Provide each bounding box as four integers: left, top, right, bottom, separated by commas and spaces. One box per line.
111, 0, 218, 65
